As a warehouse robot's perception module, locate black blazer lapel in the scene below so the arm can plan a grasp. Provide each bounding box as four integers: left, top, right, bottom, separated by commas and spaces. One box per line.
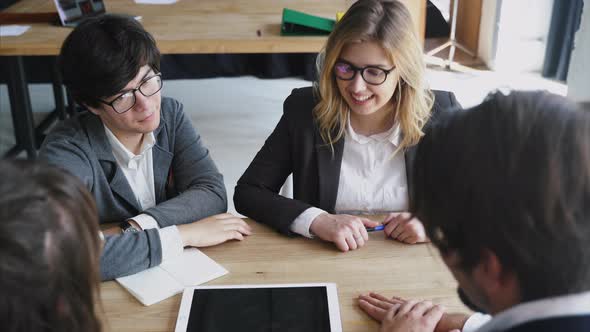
316, 134, 344, 213
404, 144, 418, 206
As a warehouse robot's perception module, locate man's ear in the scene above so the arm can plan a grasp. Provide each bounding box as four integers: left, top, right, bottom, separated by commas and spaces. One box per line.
84, 104, 101, 116
473, 250, 521, 311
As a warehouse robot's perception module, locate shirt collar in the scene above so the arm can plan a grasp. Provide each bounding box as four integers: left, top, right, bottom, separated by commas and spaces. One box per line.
103, 124, 155, 168
345, 112, 401, 146
476, 291, 590, 332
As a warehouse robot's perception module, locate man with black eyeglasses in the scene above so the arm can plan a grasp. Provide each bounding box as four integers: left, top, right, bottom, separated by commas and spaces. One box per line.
40, 14, 251, 280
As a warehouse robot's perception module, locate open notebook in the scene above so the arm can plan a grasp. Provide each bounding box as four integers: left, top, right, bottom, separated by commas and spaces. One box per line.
116, 248, 228, 306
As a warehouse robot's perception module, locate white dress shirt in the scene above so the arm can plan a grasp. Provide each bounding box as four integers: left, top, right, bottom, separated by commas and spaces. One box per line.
290, 117, 409, 237
104, 125, 184, 262
463, 291, 590, 332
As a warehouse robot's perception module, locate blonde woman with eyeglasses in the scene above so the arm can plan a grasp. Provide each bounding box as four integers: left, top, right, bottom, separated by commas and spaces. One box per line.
235, 0, 460, 252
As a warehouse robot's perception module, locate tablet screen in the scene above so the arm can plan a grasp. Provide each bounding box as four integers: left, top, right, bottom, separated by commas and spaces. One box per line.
176, 284, 341, 332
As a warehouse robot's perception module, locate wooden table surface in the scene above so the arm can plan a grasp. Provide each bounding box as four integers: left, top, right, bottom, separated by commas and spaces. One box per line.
0, 0, 425, 56
99, 219, 467, 332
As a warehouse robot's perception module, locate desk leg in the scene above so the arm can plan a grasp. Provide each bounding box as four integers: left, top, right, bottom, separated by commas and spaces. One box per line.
6, 56, 37, 159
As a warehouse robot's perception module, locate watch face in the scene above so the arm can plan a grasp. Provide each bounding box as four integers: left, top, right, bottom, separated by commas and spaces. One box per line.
125, 226, 140, 233
120, 221, 139, 233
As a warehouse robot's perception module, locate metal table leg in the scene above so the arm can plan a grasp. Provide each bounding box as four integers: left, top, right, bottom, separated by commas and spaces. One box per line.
5, 56, 37, 159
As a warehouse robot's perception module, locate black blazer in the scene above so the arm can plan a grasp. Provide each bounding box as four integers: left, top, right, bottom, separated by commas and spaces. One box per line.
505, 315, 590, 332
234, 87, 460, 235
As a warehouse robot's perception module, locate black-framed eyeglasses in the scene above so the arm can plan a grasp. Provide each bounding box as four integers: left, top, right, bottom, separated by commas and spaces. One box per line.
97, 73, 163, 114
333, 60, 395, 85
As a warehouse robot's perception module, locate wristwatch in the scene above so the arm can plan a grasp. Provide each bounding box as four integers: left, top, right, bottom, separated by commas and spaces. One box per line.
119, 220, 140, 233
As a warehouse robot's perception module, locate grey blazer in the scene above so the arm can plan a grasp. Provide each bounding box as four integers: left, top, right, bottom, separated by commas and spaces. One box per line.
40, 97, 227, 280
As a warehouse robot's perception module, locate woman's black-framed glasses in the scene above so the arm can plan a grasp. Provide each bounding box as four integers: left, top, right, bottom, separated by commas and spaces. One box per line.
98, 73, 163, 114
333, 60, 395, 85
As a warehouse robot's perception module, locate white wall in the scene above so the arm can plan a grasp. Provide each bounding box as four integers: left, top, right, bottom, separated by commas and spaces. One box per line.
478, 0, 500, 68
495, 0, 554, 72
568, 1, 590, 102
478, 0, 554, 72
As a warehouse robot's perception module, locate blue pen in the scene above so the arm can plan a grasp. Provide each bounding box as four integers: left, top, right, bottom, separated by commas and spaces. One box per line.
366, 224, 385, 232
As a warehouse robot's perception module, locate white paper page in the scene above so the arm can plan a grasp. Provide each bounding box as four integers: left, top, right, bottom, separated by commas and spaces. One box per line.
135, 0, 178, 4
116, 248, 228, 306
160, 248, 228, 286
117, 267, 183, 306
0, 25, 31, 37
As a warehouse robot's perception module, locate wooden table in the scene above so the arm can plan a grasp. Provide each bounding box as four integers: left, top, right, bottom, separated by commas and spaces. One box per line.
100, 220, 467, 332
0, 0, 425, 55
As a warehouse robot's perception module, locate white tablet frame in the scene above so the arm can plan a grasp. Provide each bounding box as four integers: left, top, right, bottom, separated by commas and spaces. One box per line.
175, 283, 342, 332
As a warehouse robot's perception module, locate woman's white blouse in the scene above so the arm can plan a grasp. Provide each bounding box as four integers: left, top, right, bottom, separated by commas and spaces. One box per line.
290, 118, 409, 238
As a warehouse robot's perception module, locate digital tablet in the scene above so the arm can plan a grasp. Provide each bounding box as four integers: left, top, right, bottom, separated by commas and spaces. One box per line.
175, 283, 342, 332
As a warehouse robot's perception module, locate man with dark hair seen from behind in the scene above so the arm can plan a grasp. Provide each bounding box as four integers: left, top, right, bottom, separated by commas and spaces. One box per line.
40, 14, 252, 280
358, 91, 590, 332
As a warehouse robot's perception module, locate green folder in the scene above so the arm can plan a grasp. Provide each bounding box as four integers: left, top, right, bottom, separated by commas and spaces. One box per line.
280, 8, 335, 36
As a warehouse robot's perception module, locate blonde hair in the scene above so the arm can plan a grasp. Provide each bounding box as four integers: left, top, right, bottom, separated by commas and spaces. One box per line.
314, 0, 434, 150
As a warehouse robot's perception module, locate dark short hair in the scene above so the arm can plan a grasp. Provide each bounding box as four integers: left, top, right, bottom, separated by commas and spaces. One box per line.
412, 91, 590, 301
0, 160, 102, 331
58, 14, 161, 108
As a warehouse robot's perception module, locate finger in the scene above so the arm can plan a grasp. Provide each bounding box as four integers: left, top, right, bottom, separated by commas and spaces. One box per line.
383, 216, 401, 237
389, 295, 407, 302
225, 219, 253, 232
359, 223, 369, 241
382, 212, 401, 224
334, 237, 350, 252
390, 219, 409, 239
397, 231, 416, 244
358, 299, 388, 322
345, 234, 358, 250
424, 304, 444, 321
237, 224, 253, 235
368, 292, 405, 305
384, 303, 402, 319
352, 228, 366, 247
237, 219, 253, 231
360, 218, 380, 228
396, 300, 418, 315
410, 301, 433, 316
231, 231, 245, 241
359, 294, 397, 310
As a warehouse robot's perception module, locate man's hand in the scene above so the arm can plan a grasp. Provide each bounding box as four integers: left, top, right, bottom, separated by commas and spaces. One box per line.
383, 212, 429, 244
177, 213, 252, 247
310, 213, 380, 251
379, 300, 444, 332
358, 293, 467, 332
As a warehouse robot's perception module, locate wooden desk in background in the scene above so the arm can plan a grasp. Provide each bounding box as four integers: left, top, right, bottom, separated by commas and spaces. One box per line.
100, 220, 467, 332
0, 0, 425, 55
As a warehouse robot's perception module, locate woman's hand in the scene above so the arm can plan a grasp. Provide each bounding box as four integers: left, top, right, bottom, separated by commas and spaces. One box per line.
177, 213, 252, 247
310, 213, 380, 251
383, 212, 429, 244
